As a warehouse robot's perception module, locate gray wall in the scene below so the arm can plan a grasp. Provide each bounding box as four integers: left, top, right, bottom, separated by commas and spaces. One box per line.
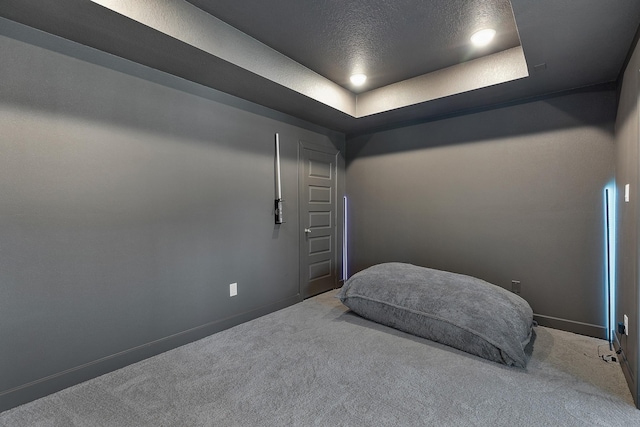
346, 87, 616, 338
615, 37, 640, 406
0, 21, 344, 410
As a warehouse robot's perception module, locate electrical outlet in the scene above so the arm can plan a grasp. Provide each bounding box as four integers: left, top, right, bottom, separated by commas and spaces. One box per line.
624, 314, 629, 336
625, 184, 630, 202
229, 282, 238, 297
511, 280, 521, 294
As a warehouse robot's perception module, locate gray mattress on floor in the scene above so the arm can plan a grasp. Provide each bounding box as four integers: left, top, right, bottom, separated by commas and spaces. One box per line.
337, 262, 534, 367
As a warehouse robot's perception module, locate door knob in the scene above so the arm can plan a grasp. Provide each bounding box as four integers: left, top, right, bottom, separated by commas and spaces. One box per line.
304, 228, 312, 233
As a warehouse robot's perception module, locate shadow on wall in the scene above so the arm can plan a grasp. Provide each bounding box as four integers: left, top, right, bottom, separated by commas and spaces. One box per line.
0, 18, 343, 151
346, 84, 616, 164
344, 85, 616, 340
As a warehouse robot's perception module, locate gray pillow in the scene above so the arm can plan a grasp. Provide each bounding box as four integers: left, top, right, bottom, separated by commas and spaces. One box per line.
336, 263, 534, 367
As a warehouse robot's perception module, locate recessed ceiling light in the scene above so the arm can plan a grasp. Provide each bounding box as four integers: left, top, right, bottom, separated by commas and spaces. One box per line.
470, 29, 496, 47
350, 74, 367, 86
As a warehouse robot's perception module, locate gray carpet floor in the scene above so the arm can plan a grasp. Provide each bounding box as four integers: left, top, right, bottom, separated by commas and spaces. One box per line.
1, 290, 638, 426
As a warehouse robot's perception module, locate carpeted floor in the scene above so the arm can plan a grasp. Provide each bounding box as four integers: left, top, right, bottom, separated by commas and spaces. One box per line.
1, 290, 638, 426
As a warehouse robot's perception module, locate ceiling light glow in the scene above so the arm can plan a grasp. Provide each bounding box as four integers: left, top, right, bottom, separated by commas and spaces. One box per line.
350, 74, 367, 86
470, 29, 496, 47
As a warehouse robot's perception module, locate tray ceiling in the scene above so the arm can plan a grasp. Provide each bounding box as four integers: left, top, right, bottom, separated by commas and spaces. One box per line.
0, 0, 638, 134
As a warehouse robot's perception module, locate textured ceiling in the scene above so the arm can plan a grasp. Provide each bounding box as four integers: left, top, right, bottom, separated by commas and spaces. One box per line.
0, 0, 639, 135
186, 0, 521, 92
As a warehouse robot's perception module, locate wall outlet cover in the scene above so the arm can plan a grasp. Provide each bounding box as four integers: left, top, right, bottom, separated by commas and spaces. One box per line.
511, 280, 521, 294
230, 282, 238, 297
625, 184, 630, 202
624, 314, 629, 336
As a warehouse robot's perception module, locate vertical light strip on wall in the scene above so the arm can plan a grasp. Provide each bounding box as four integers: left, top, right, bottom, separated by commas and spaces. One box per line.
343, 196, 348, 281
604, 185, 616, 343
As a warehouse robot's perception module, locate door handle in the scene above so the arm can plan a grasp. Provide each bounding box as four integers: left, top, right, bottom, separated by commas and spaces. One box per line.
304, 228, 312, 234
